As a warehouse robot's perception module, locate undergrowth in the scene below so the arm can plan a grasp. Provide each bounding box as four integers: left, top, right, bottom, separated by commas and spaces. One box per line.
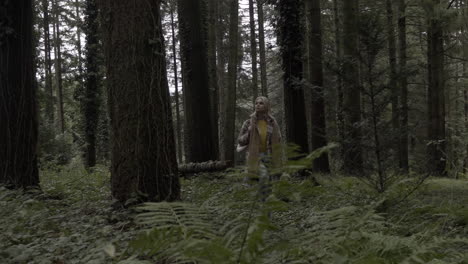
0, 161, 467, 263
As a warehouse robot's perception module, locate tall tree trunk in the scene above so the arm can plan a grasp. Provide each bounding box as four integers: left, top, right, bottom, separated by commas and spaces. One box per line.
217, 1, 227, 160
398, 0, 409, 172
42, 0, 54, 125
207, 0, 220, 159
305, 0, 330, 172
223, 0, 239, 162
53, 0, 65, 134
178, 0, 217, 163
277, 0, 309, 154
386, 0, 400, 167
83, 0, 100, 168
257, 0, 268, 96
75, 0, 84, 91
333, 0, 345, 165
342, 0, 363, 174
0, 0, 39, 187
249, 0, 259, 101
97, 0, 180, 202
426, 0, 446, 175
169, 3, 183, 163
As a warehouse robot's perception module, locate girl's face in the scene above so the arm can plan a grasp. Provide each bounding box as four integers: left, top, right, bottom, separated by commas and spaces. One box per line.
255, 98, 266, 113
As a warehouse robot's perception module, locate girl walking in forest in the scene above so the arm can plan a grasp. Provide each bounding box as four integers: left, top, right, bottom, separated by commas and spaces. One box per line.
237, 96, 283, 199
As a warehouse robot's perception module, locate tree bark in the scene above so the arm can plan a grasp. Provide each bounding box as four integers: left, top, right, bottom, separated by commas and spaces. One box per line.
83, 0, 100, 168
333, 0, 345, 165
426, 0, 446, 175
398, 0, 409, 172
257, 0, 268, 96
52, 0, 65, 134
222, 0, 239, 163
249, 0, 259, 101
277, 0, 309, 154
0, 0, 39, 187
169, 2, 183, 163
178, 0, 217, 163
97, 0, 180, 202
342, 0, 363, 174
305, 0, 330, 172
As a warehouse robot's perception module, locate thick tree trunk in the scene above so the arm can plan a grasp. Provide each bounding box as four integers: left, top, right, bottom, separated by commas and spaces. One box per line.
97, 0, 180, 202
386, 0, 400, 168
169, 4, 183, 163
257, 0, 268, 96
426, 0, 446, 175
42, 0, 54, 125
207, 0, 220, 159
178, 0, 217, 163
342, 0, 363, 174
53, 0, 65, 134
249, 0, 259, 101
398, 0, 409, 172
305, 0, 330, 172
277, 0, 309, 154
83, 0, 100, 168
0, 0, 39, 187
223, 0, 239, 163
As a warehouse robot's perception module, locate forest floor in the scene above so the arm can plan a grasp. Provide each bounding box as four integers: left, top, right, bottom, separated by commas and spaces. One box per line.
1, 163, 468, 263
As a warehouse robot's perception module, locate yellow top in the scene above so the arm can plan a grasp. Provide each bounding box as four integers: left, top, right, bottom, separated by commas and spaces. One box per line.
257, 120, 267, 153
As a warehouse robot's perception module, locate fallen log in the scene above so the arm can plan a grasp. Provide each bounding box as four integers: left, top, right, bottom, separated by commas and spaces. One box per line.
178, 160, 233, 175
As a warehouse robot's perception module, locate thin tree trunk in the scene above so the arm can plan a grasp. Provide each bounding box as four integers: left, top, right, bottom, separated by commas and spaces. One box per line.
223, 0, 239, 162
398, 0, 409, 172
342, 0, 363, 174
427, 0, 446, 175
217, 1, 227, 160
333, 0, 345, 165
0, 0, 39, 187
42, 0, 54, 125
53, 0, 65, 134
257, 0, 268, 96
386, 0, 400, 168
305, 0, 330, 172
75, 0, 84, 90
97, 0, 180, 202
169, 3, 183, 163
207, 0, 220, 159
249, 0, 259, 101
83, 0, 100, 168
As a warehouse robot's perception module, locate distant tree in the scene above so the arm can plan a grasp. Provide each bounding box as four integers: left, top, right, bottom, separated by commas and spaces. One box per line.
42, 0, 54, 125
257, 0, 268, 96
249, 0, 259, 101
305, 0, 330, 172
276, 0, 309, 154
178, 0, 217, 163
82, 0, 100, 168
52, 0, 65, 134
342, 0, 363, 174
426, 0, 446, 175
0, 0, 39, 187
398, 0, 409, 171
168, 1, 183, 163
97, 0, 180, 202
